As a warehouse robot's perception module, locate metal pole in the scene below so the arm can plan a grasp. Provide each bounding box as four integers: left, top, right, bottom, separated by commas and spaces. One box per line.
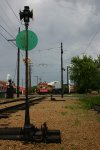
17, 27, 20, 98
36, 76, 38, 85
61, 42, 63, 98
29, 64, 32, 94
67, 66, 69, 94
24, 23, 30, 128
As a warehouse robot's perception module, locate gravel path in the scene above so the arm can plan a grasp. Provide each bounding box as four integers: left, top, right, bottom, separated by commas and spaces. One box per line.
0, 96, 99, 150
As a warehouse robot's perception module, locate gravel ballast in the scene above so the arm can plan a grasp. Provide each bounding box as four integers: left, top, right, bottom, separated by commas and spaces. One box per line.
0, 96, 99, 150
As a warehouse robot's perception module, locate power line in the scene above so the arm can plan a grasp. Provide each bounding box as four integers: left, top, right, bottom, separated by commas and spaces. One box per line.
32, 46, 60, 53
5, 0, 20, 24
0, 22, 25, 58
0, 24, 15, 39
0, 2, 18, 32
83, 25, 100, 54
0, 31, 16, 48
0, 16, 16, 36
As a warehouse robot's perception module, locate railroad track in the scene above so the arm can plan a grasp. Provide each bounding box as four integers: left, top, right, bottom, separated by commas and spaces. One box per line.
0, 95, 36, 105
0, 95, 61, 143
0, 95, 46, 117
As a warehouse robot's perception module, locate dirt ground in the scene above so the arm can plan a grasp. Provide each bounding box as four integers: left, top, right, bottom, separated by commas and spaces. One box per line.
0, 96, 100, 150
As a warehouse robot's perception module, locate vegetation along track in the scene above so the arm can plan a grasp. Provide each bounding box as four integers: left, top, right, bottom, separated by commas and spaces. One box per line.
0, 96, 46, 117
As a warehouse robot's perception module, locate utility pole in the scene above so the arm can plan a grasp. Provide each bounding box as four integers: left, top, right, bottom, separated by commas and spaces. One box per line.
67, 66, 69, 86
61, 42, 63, 98
67, 66, 69, 94
17, 27, 20, 98
19, 6, 33, 130
8, 28, 20, 98
67, 66, 71, 94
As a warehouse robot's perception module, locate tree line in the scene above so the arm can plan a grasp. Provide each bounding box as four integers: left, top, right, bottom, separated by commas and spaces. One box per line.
70, 55, 100, 93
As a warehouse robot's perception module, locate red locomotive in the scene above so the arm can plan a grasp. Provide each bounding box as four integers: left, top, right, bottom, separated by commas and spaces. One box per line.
37, 82, 53, 94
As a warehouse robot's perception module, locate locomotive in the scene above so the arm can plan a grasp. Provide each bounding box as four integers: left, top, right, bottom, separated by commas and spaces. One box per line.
37, 81, 61, 94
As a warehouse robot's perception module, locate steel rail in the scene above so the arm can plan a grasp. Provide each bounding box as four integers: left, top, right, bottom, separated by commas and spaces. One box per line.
0, 96, 46, 114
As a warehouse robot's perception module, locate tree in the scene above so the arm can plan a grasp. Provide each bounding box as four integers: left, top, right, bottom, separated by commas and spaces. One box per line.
70, 55, 98, 93
93, 55, 100, 92
94, 55, 100, 68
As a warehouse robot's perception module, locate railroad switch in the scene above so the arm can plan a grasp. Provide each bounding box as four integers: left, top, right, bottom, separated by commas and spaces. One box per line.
0, 122, 61, 143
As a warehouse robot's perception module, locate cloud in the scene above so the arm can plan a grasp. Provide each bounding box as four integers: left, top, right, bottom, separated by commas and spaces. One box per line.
0, 0, 100, 84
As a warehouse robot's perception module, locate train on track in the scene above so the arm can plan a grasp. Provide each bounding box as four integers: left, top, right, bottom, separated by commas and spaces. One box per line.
37, 81, 61, 94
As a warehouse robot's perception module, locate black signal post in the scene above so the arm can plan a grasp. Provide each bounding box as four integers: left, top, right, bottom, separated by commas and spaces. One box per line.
61, 42, 64, 98
17, 27, 20, 98
0, 5, 61, 144
19, 6, 33, 130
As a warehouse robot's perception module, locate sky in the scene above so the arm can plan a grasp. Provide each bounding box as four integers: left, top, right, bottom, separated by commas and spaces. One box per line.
0, 0, 100, 86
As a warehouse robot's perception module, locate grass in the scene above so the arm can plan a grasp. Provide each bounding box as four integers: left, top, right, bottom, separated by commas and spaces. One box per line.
71, 118, 80, 126
65, 104, 82, 110
96, 116, 100, 122
64, 93, 86, 98
79, 95, 100, 109
60, 146, 65, 150
71, 144, 77, 150
65, 105, 75, 110
61, 111, 68, 116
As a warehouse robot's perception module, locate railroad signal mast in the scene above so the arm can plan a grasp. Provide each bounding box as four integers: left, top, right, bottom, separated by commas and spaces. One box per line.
17, 6, 61, 143
0, 6, 61, 144
19, 6, 33, 132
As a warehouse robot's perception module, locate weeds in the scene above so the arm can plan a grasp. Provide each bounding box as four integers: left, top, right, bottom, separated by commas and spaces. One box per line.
65, 104, 82, 110
73, 118, 80, 126
79, 96, 100, 110
60, 146, 65, 150
96, 117, 100, 122
71, 144, 77, 150
61, 111, 68, 116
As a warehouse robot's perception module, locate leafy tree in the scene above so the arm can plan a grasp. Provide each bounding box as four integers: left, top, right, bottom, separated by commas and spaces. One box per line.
93, 55, 100, 92
70, 55, 98, 93
94, 55, 100, 68
31, 86, 37, 93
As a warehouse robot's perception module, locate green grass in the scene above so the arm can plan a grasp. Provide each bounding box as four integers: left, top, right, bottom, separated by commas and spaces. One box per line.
65, 104, 82, 110
97, 117, 100, 122
79, 95, 100, 109
61, 111, 68, 116
73, 118, 80, 126
60, 146, 65, 150
64, 93, 86, 98
71, 144, 77, 150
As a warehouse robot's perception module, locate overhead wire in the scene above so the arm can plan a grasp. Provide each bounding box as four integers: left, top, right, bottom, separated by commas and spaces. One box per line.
0, 0, 24, 58
0, 32, 16, 48
0, 16, 16, 37
0, 1, 25, 82
0, 19, 24, 58
0, 24, 17, 47
35, 46, 60, 52
0, 30, 24, 58
5, 0, 21, 24
83, 26, 100, 55
0, 2, 18, 32
0, 24, 15, 39
0, 22, 24, 68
